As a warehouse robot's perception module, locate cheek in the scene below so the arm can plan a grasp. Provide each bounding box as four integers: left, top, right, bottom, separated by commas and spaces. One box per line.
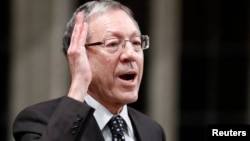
89, 54, 117, 80
138, 55, 144, 80
138, 54, 144, 69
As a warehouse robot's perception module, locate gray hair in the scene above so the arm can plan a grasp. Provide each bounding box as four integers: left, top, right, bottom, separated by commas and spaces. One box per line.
62, 0, 139, 56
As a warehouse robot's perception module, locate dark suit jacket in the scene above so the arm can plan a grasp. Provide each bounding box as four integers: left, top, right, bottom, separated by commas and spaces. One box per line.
13, 96, 166, 141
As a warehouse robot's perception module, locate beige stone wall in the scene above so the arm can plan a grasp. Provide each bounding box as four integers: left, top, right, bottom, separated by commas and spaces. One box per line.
8, 0, 73, 140
148, 0, 181, 141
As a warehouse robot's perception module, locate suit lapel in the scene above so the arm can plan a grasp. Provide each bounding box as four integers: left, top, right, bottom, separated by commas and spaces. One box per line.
79, 115, 105, 141
128, 108, 149, 141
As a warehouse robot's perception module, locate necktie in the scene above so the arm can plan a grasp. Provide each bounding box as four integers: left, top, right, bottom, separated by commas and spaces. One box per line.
108, 115, 126, 141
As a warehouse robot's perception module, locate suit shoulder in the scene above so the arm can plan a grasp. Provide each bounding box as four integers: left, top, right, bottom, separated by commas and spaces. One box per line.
15, 96, 93, 118
16, 96, 64, 117
25, 96, 63, 110
128, 107, 160, 126
128, 107, 166, 140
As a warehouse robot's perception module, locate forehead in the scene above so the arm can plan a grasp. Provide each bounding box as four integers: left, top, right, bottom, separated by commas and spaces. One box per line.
88, 9, 140, 38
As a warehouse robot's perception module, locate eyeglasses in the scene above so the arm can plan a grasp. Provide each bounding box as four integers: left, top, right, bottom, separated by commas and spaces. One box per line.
85, 35, 150, 54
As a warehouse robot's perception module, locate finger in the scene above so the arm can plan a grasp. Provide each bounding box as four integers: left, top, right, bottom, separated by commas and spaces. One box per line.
70, 12, 83, 51
79, 22, 88, 48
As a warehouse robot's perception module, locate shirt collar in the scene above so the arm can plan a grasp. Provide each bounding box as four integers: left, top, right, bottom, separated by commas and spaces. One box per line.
85, 94, 134, 134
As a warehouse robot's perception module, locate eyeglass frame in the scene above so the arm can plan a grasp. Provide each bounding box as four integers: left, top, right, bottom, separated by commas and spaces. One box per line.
85, 35, 150, 53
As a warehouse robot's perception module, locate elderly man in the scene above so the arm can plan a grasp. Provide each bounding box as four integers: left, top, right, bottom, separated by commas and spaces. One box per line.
13, 0, 166, 141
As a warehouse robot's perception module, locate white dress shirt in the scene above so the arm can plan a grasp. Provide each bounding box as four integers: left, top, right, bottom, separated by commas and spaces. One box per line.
85, 94, 136, 141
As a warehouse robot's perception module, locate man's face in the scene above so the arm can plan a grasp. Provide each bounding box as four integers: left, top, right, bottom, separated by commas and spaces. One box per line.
87, 9, 144, 111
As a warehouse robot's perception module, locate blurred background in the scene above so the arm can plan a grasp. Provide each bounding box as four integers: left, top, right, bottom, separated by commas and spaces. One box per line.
1, 0, 249, 141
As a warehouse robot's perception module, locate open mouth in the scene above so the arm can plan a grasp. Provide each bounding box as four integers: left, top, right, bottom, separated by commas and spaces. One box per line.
119, 73, 136, 81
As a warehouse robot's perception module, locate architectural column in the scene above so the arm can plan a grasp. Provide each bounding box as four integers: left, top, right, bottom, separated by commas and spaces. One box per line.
8, 0, 74, 140
148, 0, 181, 141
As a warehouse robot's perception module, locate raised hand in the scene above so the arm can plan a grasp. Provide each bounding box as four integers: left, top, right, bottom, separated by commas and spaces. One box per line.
67, 12, 92, 102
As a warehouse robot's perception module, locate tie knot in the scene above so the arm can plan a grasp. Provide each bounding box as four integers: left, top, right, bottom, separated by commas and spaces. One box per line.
108, 115, 126, 141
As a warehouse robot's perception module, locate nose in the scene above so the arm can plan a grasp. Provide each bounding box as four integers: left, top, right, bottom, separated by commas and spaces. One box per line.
120, 40, 136, 62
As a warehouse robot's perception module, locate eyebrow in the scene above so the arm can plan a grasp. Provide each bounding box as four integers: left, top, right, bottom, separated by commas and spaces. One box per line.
104, 31, 141, 39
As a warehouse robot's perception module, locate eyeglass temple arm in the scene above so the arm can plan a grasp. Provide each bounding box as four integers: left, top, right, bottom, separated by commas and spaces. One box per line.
85, 42, 103, 47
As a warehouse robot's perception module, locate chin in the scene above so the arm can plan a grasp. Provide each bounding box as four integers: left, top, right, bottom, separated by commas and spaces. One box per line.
120, 91, 138, 104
